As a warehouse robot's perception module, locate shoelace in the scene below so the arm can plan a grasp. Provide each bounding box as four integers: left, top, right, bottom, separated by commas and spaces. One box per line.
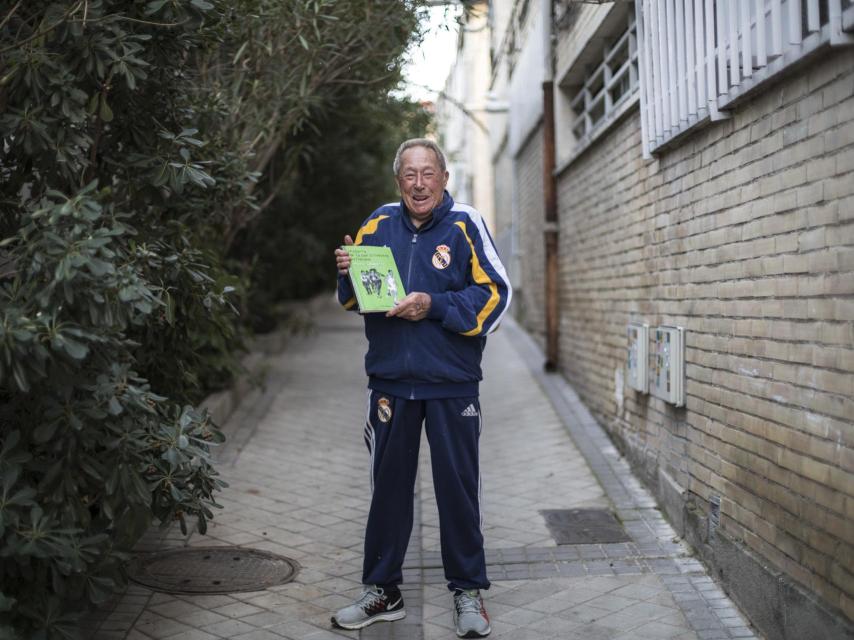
357, 587, 385, 610
455, 590, 481, 615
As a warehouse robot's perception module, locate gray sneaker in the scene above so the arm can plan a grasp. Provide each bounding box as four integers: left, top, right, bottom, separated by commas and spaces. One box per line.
331, 585, 406, 630
453, 589, 491, 638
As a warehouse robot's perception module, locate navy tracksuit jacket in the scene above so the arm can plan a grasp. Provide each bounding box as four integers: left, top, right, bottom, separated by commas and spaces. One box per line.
337, 191, 512, 591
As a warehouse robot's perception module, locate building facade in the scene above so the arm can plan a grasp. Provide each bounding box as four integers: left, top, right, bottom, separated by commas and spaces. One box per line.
455, 1, 854, 638
435, 1, 496, 233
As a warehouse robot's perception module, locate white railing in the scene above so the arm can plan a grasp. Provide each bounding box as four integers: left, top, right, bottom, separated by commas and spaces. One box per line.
569, 13, 639, 143
635, 0, 854, 157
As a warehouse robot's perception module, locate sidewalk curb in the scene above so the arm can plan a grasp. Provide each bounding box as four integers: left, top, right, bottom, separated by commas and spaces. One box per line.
503, 317, 764, 640
201, 310, 307, 429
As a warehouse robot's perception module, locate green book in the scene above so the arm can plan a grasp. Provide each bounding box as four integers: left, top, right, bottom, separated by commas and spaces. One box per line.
346, 245, 406, 313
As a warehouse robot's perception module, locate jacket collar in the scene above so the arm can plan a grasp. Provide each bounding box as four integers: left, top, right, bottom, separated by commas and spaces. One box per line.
400, 190, 454, 233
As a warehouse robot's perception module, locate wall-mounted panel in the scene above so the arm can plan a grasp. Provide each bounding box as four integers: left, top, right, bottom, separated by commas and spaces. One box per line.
649, 326, 684, 407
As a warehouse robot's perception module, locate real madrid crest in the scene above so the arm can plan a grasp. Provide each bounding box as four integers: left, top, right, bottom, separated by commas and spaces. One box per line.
432, 244, 451, 270
377, 397, 392, 423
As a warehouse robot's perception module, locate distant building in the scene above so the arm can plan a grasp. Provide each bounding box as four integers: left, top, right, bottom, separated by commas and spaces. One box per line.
435, 1, 496, 233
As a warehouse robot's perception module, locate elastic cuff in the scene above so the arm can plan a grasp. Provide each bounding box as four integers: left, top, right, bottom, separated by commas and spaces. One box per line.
427, 292, 449, 320
448, 581, 490, 592
337, 275, 353, 304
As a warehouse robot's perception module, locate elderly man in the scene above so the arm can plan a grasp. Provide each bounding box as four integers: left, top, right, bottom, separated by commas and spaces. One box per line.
331, 138, 511, 638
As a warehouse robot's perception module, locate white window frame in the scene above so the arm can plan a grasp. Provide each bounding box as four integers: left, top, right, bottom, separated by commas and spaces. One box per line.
568, 13, 640, 147
636, 0, 854, 158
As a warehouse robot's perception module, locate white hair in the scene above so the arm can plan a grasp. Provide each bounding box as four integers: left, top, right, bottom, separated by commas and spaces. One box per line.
392, 138, 447, 176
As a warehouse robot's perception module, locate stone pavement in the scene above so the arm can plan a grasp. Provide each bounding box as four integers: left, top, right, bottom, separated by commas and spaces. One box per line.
86, 296, 761, 640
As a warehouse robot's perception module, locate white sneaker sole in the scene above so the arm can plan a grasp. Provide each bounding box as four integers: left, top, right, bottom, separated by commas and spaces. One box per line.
332, 609, 406, 630
456, 623, 491, 638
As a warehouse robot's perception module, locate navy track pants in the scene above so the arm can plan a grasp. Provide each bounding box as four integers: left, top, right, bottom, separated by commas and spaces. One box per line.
362, 390, 489, 592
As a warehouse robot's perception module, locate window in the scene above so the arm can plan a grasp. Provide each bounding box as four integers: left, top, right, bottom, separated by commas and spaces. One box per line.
636, 0, 854, 157
569, 14, 640, 143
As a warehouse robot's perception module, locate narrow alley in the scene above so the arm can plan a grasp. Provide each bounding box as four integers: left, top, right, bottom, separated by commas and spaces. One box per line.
86, 297, 758, 640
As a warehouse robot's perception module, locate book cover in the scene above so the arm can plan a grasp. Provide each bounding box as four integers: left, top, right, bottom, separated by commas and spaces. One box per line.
346, 245, 406, 313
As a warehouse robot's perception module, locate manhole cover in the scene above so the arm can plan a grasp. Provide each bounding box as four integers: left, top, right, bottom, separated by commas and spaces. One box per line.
540, 509, 630, 544
130, 547, 299, 594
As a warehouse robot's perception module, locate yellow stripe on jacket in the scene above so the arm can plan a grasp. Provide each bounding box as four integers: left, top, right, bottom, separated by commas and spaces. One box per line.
355, 215, 389, 245
454, 221, 499, 336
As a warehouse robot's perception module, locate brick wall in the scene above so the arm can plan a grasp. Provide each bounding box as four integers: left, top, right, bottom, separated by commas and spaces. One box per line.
515, 125, 547, 343
552, 48, 854, 619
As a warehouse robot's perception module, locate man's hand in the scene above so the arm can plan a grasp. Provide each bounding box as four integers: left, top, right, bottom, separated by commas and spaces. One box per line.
335, 235, 354, 275
387, 292, 431, 322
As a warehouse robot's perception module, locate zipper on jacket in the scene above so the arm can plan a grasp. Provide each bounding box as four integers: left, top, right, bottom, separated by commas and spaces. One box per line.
403, 232, 418, 380
406, 233, 418, 287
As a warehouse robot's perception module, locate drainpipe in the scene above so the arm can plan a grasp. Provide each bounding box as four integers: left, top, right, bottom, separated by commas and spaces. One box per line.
541, 0, 559, 372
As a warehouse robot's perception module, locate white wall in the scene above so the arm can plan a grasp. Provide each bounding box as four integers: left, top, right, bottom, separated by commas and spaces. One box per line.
508, 4, 545, 157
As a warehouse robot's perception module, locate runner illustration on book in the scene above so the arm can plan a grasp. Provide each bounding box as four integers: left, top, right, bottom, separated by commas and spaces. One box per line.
360, 271, 371, 295
369, 269, 382, 297
386, 269, 399, 304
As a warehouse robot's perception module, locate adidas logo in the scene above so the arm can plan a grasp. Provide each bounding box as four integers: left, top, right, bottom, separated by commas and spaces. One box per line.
461, 404, 478, 417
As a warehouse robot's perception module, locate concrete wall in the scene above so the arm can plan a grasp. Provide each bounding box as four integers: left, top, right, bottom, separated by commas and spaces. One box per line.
515, 125, 546, 344
549, 46, 854, 632
508, 0, 545, 157
492, 139, 517, 281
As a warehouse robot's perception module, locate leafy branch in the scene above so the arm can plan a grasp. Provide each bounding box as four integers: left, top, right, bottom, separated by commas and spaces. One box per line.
0, 1, 84, 55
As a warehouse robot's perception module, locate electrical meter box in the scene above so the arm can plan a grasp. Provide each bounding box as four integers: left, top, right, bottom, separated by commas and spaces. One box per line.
626, 322, 648, 392
649, 326, 685, 406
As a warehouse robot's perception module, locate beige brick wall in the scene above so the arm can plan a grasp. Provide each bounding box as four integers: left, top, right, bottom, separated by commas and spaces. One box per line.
515, 125, 547, 343
549, 48, 854, 617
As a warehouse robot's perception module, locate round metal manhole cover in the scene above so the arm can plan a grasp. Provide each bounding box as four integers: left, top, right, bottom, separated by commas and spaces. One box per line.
129, 547, 300, 594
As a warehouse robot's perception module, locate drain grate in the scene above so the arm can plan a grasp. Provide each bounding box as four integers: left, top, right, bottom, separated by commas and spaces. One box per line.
130, 547, 299, 594
540, 509, 630, 545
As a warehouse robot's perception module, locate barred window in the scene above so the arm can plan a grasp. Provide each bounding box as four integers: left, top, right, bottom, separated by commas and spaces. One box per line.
635, 0, 854, 157
569, 13, 640, 143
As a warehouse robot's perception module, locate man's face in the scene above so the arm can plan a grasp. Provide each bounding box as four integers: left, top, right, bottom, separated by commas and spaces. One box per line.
396, 146, 449, 227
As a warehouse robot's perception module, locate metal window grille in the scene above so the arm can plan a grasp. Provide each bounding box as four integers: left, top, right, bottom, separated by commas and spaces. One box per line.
570, 13, 640, 143
635, 0, 854, 157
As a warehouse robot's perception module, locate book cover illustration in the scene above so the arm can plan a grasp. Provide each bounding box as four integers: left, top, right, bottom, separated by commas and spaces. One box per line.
346, 245, 406, 313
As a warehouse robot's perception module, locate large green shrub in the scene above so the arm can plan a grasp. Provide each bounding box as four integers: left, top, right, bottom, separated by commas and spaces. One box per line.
0, 189, 227, 639
0, 2, 238, 635
1, 0, 427, 637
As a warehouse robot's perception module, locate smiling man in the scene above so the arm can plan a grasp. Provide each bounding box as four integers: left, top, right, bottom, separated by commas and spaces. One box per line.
332, 138, 511, 638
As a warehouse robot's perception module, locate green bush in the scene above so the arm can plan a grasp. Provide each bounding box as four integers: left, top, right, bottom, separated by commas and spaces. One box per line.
0, 186, 228, 639
0, 0, 427, 636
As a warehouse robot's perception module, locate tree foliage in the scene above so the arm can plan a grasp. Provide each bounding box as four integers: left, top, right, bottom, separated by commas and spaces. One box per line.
0, 0, 428, 636
245, 94, 431, 316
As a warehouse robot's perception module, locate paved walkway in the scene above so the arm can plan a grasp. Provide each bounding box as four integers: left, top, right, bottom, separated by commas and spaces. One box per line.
87, 297, 761, 640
